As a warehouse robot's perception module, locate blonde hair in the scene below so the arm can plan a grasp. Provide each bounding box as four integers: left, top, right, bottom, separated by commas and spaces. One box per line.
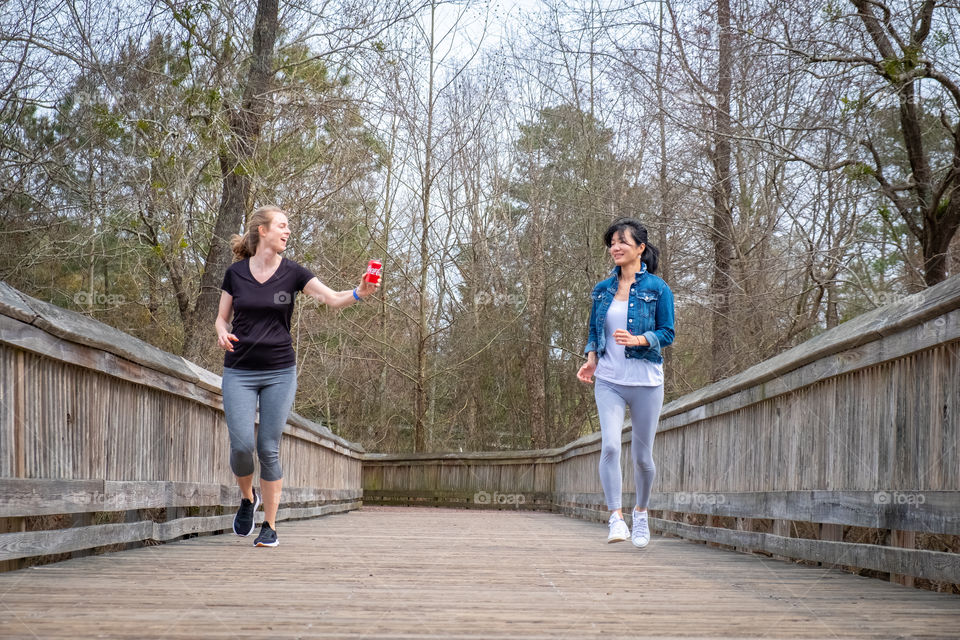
230, 205, 283, 261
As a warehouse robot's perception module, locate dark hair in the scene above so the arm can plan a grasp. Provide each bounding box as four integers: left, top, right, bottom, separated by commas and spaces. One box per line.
603, 218, 659, 274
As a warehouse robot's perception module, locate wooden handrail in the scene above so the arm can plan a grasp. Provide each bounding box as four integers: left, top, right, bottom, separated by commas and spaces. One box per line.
0, 280, 364, 570
362, 273, 960, 587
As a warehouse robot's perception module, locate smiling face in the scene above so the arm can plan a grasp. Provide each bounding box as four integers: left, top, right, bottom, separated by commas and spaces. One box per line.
258, 211, 290, 254
608, 229, 646, 268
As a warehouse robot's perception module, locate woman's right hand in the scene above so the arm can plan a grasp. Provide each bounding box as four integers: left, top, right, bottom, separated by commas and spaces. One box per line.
576, 359, 596, 384
218, 331, 238, 352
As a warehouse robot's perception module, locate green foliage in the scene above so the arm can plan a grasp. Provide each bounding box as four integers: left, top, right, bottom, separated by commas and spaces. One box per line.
839, 94, 870, 114
933, 30, 950, 50
936, 197, 951, 219
842, 162, 875, 181
822, 0, 843, 22
881, 46, 920, 81
862, 100, 954, 193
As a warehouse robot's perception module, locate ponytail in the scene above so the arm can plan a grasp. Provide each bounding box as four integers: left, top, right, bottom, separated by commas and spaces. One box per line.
603, 217, 660, 275
230, 205, 282, 261
641, 242, 659, 275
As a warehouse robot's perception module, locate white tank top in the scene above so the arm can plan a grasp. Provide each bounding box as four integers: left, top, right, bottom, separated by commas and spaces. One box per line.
595, 299, 664, 387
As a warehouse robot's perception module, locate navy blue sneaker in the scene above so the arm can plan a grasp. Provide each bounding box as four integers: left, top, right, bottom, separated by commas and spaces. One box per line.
232, 489, 261, 537
254, 522, 278, 547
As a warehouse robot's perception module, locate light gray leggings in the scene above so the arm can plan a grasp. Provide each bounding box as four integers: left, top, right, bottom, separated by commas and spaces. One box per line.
595, 378, 664, 511
221, 365, 297, 482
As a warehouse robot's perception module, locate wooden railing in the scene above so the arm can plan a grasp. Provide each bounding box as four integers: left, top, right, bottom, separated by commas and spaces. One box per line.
3, 273, 958, 587
364, 275, 960, 588
0, 281, 363, 571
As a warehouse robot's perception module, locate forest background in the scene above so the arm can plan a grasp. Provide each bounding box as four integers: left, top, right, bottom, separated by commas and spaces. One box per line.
2, 0, 958, 452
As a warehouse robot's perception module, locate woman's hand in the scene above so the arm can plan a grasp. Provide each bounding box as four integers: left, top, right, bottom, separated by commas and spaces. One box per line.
356, 276, 380, 299
577, 358, 597, 384
613, 329, 648, 347
218, 331, 238, 352
215, 292, 237, 351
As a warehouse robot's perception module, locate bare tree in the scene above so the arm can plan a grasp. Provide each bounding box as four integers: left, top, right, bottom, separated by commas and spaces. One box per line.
182, 0, 279, 367
783, 0, 960, 286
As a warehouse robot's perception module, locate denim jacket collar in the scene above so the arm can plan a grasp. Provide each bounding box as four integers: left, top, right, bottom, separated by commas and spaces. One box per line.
605, 263, 648, 289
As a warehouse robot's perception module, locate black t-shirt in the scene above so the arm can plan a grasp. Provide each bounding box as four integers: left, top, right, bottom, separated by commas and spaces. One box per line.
220, 257, 316, 370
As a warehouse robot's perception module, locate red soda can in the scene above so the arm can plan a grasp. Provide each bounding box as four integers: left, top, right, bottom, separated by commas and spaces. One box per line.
364, 258, 382, 284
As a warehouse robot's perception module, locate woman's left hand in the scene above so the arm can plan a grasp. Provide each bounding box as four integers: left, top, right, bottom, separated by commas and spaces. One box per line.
613, 329, 648, 347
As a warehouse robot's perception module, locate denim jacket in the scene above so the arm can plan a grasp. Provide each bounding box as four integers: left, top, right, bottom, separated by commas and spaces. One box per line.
584, 264, 675, 364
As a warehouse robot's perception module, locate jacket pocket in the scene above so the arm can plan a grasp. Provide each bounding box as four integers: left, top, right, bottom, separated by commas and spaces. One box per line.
635, 291, 659, 318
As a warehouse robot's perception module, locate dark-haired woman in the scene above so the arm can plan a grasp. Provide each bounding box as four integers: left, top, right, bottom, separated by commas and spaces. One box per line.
215, 205, 379, 548
576, 218, 675, 548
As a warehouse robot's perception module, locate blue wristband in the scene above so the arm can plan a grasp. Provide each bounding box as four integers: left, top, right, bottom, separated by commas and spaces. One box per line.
352, 288, 361, 301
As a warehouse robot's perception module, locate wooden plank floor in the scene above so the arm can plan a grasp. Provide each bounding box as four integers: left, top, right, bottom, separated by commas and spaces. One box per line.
1, 506, 958, 639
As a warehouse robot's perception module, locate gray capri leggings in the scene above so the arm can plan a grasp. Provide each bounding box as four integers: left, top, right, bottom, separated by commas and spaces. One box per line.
595, 378, 665, 510
221, 365, 297, 482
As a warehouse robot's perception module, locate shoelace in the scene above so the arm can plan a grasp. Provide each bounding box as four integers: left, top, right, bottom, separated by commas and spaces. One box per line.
633, 512, 649, 538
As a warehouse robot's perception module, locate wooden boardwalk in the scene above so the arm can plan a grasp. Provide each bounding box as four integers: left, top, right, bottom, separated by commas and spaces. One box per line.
1, 507, 958, 639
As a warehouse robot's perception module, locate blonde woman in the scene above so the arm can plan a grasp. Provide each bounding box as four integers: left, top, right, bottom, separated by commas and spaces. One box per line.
215, 205, 379, 547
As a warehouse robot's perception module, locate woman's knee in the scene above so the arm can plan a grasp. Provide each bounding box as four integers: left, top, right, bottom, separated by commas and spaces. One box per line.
600, 443, 621, 463
257, 431, 282, 462
229, 433, 256, 457
635, 452, 656, 473
230, 446, 256, 476
257, 448, 282, 481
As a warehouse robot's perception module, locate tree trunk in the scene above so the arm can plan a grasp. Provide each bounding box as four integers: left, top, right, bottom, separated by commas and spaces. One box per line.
923, 206, 960, 285
525, 202, 548, 449
709, 0, 735, 382
656, 0, 674, 389
467, 210, 482, 449
182, 0, 279, 368
378, 119, 397, 445
851, 0, 960, 286
415, 243, 428, 453
413, 1, 437, 453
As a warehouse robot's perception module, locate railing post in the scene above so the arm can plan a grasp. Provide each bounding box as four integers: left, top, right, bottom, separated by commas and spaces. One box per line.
14, 350, 25, 478
888, 529, 916, 587
736, 517, 754, 552
772, 519, 791, 560
819, 523, 844, 569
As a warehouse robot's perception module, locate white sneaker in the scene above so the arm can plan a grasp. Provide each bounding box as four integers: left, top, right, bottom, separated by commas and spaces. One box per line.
632, 507, 650, 548
607, 512, 630, 543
